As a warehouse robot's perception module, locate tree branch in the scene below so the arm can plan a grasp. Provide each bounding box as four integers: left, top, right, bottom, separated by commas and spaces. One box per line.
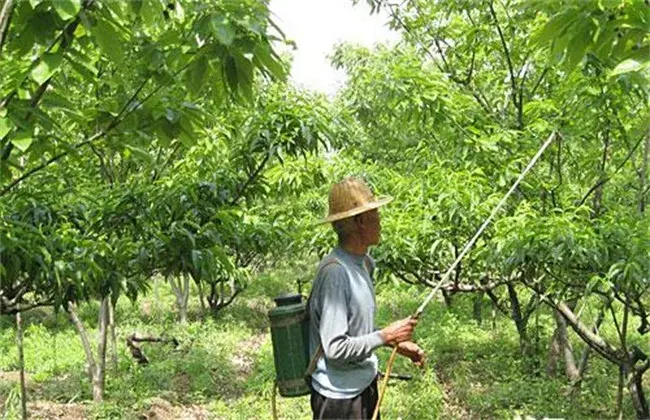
578, 133, 646, 206
529, 68, 549, 99
151, 141, 181, 182
0, 27, 199, 195
89, 143, 114, 184
489, 0, 521, 129
0, 71, 169, 196
383, 1, 493, 115
0, 0, 14, 55
543, 297, 622, 365
0, 297, 53, 315
486, 288, 510, 316
67, 302, 97, 380
229, 150, 272, 206
0, 11, 85, 162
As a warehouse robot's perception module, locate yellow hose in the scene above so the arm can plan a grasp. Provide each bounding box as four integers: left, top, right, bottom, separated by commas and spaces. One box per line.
271, 380, 279, 420
372, 345, 399, 420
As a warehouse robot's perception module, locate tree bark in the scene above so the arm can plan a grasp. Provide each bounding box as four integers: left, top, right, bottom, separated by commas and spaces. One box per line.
67, 303, 96, 382
182, 275, 189, 323
629, 361, 650, 419
472, 292, 483, 326
16, 311, 27, 420
547, 320, 561, 376
543, 296, 648, 416
593, 127, 610, 217
553, 300, 620, 364
197, 281, 206, 315
108, 301, 118, 373
507, 284, 532, 357
441, 290, 453, 308
572, 303, 608, 390
555, 309, 579, 381
67, 301, 108, 402
154, 276, 160, 320
168, 275, 189, 324
0, 0, 14, 56
617, 300, 630, 419
617, 365, 626, 420
640, 127, 649, 213
207, 279, 242, 314
94, 298, 109, 402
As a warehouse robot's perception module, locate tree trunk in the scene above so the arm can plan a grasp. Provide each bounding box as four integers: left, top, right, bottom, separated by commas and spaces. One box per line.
507, 284, 532, 357
639, 127, 649, 213
168, 275, 189, 324
617, 365, 626, 420
572, 303, 607, 390
628, 362, 650, 419
616, 300, 630, 419
548, 297, 648, 416
197, 281, 206, 315
472, 292, 483, 326
547, 322, 561, 376
593, 127, 610, 217
67, 301, 108, 403
108, 300, 118, 373
67, 303, 96, 382
154, 275, 161, 321
554, 309, 579, 381
0, 0, 14, 55
16, 311, 27, 420
94, 298, 109, 402
220, 278, 225, 307
182, 275, 189, 324
441, 290, 453, 308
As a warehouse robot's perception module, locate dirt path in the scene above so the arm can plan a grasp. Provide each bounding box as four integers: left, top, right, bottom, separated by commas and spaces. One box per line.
231, 332, 267, 379
435, 365, 472, 419
1, 331, 270, 419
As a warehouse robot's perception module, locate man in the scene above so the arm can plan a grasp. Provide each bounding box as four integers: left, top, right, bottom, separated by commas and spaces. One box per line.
308, 176, 425, 420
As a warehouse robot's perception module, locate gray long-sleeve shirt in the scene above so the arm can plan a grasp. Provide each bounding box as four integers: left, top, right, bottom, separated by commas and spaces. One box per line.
308, 246, 385, 399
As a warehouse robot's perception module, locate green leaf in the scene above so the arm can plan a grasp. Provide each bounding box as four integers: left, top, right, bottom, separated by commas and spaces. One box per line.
253, 44, 286, 80
565, 20, 594, 71
210, 16, 235, 46
224, 55, 238, 94
186, 56, 208, 97
30, 53, 63, 85
593, 26, 617, 61
11, 132, 32, 152
233, 54, 253, 101
125, 145, 153, 164
533, 12, 575, 46
93, 19, 124, 63
140, 0, 161, 27
610, 59, 643, 76
53, 0, 81, 21
0, 117, 14, 139
66, 54, 99, 80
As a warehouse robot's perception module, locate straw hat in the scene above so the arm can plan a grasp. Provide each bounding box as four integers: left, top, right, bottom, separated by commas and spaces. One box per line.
317, 177, 393, 224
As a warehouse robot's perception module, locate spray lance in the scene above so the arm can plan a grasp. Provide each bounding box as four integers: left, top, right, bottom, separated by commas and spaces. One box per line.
371, 131, 558, 420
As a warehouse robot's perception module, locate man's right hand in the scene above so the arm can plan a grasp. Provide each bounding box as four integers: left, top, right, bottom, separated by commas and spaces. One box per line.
379, 317, 418, 344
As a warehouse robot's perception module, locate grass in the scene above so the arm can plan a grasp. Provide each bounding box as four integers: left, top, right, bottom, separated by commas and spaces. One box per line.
0, 264, 641, 419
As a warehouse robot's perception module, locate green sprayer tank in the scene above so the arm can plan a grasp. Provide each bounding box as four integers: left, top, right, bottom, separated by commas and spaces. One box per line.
268, 293, 311, 397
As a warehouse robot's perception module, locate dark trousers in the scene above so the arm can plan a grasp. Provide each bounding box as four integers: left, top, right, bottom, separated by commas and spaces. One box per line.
310, 378, 380, 420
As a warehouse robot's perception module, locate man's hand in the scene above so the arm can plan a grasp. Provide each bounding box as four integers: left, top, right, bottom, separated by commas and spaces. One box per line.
379, 317, 418, 344
396, 341, 426, 368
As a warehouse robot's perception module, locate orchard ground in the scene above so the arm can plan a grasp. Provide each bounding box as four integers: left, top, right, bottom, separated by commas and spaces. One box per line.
0, 261, 636, 419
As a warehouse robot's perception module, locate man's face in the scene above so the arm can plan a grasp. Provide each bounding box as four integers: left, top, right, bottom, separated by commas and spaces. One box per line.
358, 209, 381, 246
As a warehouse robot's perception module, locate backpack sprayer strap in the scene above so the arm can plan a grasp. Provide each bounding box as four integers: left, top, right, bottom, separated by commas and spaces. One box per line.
304, 255, 373, 379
